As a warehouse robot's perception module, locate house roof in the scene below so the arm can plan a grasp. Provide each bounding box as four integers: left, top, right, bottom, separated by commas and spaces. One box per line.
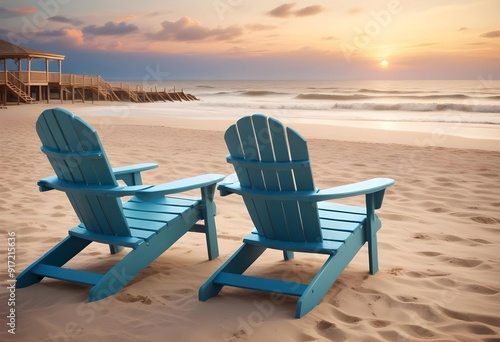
0, 39, 65, 60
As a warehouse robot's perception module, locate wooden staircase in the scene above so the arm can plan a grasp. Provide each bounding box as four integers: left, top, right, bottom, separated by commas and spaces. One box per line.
7, 82, 35, 103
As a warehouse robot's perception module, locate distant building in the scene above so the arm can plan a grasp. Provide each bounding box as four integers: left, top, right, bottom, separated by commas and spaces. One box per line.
0, 39, 64, 104
0, 39, 197, 105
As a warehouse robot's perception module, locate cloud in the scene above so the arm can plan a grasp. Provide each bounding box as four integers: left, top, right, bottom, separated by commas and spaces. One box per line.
148, 16, 243, 41
480, 30, 500, 38
295, 5, 325, 17
246, 24, 277, 31
467, 42, 488, 46
411, 42, 438, 48
9, 7, 36, 14
83, 22, 139, 36
322, 36, 338, 41
458, 27, 468, 31
267, 3, 326, 18
33, 28, 84, 46
0, 6, 36, 19
48, 15, 84, 26
59, 28, 85, 45
36, 29, 67, 37
268, 3, 296, 18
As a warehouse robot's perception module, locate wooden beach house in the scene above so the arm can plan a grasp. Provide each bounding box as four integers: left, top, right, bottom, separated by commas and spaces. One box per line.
0, 39, 197, 106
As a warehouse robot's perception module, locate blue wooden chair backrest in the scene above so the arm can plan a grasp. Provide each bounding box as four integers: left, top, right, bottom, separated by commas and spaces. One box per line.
224, 114, 322, 242
36, 108, 131, 237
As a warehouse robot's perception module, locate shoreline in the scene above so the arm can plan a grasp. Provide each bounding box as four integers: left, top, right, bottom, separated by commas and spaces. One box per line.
3, 102, 500, 152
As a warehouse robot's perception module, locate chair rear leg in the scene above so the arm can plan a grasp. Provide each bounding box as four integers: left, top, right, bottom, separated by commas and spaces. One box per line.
109, 245, 124, 254
283, 251, 294, 260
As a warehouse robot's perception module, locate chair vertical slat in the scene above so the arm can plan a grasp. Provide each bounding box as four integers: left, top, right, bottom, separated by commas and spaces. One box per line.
37, 110, 75, 183
224, 125, 249, 185
236, 116, 276, 239
251, 115, 288, 241
286, 127, 321, 242
35, 112, 60, 168
69, 115, 116, 185
237, 116, 264, 188
225, 124, 270, 237
57, 112, 99, 184
268, 118, 306, 242
269, 118, 304, 242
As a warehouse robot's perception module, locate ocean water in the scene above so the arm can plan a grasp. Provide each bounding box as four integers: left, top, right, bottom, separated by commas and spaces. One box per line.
128, 79, 500, 125
78, 79, 500, 144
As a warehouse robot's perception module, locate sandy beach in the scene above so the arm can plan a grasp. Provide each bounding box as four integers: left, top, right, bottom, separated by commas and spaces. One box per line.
1, 103, 499, 341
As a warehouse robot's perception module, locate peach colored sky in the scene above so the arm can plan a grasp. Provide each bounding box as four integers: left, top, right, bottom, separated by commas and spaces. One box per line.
1, 0, 499, 79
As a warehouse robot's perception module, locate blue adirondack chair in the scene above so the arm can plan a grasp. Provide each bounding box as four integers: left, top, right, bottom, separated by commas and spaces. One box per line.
17, 108, 225, 301
199, 114, 394, 318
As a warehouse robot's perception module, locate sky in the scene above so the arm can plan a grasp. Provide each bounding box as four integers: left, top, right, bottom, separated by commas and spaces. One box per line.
0, 0, 499, 80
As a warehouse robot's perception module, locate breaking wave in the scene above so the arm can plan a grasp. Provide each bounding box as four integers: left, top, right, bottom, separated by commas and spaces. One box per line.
242, 90, 288, 96
203, 101, 500, 113
328, 102, 500, 113
296, 93, 500, 101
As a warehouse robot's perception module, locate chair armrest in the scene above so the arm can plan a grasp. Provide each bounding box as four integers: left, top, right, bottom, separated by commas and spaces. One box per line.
218, 178, 394, 203
217, 173, 239, 196
136, 174, 226, 199
38, 176, 152, 196
313, 178, 394, 202
113, 163, 158, 185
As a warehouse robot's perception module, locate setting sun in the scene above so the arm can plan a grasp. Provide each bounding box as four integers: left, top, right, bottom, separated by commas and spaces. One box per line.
380, 60, 389, 68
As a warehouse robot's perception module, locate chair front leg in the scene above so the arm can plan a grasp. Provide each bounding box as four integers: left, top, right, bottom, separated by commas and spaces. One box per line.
201, 184, 219, 260
365, 193, 378, 274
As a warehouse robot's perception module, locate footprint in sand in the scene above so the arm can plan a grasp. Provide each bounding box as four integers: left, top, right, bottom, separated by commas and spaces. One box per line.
175, 288, 194, 295
427, 207, 448, 213
226, 329, 247, 341
439, 256, 483, 268
417, 251, 443, 257
434, 176, 452, 182
388, 268, 404, 276
439, 307, 500, 327
315, 320, 347, 341
470, 238, 491, 244
396, 295, 418, 303
413, 233, 431, 240
470, 216, 498, 224
317, 320, 335, 330
406, 270, 450, 278
51, 212, 66, 217
369, 320, 391, 328
465, 323, 497, 335
461, 284, 499, 295
440, 234, 465, 242
116, 293, 152, 304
